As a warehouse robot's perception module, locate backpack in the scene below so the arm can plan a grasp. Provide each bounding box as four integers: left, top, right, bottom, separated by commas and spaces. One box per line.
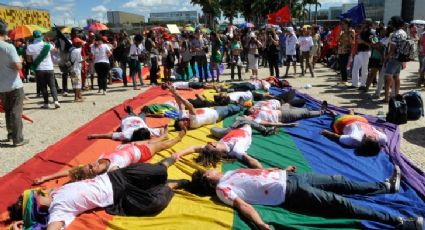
397, 39, 416, 62
403, 90, 424, 120
386, 94, 408, 125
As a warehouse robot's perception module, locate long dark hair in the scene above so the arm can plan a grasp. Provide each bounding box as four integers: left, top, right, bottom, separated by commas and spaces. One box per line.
190, 170, 217, 196
195, 146, 230, 167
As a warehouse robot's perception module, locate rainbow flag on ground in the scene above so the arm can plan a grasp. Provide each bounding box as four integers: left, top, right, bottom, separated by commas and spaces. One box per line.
0, 87, 424, 230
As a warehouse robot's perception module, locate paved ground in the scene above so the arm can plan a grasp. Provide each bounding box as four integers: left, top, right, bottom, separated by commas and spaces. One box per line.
0, 62, 424, 176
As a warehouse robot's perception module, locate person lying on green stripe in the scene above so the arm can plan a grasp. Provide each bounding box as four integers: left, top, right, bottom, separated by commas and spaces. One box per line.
173, 124, 262, 169
189, 167, 423, 230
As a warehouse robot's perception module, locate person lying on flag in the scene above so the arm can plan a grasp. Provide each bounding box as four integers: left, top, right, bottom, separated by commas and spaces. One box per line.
321, 109, 387, 156
168, 86, 241, 131
173, 124, 263, 169
161, 81, 215, 90
33, 129, 186, 185
8, 157, 189, 230
87, 105, 167, 142
243, 100, 327, 127
189, 167, 423, 230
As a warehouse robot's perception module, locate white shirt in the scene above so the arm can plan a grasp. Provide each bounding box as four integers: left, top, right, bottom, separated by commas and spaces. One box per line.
228, 91, 253, 104
253, 108, 280, 123
70, 47, 82, 74
129, 43, 144, 60
112, 116, 161, 141
218, 125, 252, 159
339, 121, 387, 147
91, 44, 111, 63
26, 41, 55, 71
216, 168, 287, 206
48, 174, 114, 228
254, 99, 281, 110
172, 81, 190, 89
299, 36, 314, 52
0, 41, 22, 92
99, 143, 142, 171
189, 108, 219, 128
285, 35, 298, 55
250, 79, 271, 90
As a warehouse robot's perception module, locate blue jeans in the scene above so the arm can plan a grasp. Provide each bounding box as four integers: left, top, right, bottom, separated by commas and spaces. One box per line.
210, 117, 272, 138
214, 105, 241, 121
130, 60, 143, 88
284, 172, 398, 224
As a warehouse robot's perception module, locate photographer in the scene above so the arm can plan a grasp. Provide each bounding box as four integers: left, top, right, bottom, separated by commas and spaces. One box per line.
247, 32, 262, 79
266, 29, 280, 78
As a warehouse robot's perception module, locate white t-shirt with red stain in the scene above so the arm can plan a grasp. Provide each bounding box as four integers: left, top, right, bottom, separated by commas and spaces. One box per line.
172, 81, 190, 89
218, 125, 252, 159
339, 121, 387, 147
98, 143, 143, 171
250, 79, 271, 91
112, 116, 161, 141
48, 173, 114, 228
216, 168, 287, 206
254, 99, 281, 110
253, 108, 280, 123
189, 108, 219, 128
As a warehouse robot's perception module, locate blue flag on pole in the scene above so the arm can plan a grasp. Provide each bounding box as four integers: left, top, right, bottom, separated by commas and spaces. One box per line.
339, 3, 366, 26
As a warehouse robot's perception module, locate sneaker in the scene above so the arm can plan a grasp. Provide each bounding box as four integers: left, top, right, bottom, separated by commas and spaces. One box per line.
398, 217, 423, 230
14, 139, 29, 147
385, 165, 401, 193
358, 86, 367, 92
347, 85, 357, 89
63, 92, 68, 97
54, 101, 61, 109
40, 104, 49, 109
102, 91, 106, 95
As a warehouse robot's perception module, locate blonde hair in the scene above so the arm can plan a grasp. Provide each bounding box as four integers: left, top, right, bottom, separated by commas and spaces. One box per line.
68, 165, 94, 182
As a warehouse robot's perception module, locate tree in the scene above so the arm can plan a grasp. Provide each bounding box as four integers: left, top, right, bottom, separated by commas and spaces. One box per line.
191, 0, 220, 27
220, 0, 243, 24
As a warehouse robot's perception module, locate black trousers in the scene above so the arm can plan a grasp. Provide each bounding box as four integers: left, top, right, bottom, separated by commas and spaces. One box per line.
268, 54, 280, 78
36, 70, 58, 104
120, 60, 128, 86
106, 163, 173, 216
195, 55, 208, 82
0, 87, 24, 144
338, 53, 350, 82
94, 62, 110, 91
62, 71, 69, 93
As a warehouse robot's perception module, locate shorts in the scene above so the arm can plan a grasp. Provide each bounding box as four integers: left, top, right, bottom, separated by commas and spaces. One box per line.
70, 71, 82, 89
135, 144, 153, 162
188, 82, 204, 89
369, 58, 382, 69
384, 58, 401, 76
285, 55, 297, 65
106, 163, 173, 216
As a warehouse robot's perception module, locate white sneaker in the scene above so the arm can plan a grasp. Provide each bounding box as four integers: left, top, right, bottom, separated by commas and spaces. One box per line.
54, 101, 61, 109
63, 92, 68, 97
40, 104, 49, 109
102, 90, 106, 95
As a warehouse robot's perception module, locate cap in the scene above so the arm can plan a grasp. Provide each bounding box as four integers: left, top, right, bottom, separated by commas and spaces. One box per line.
33, 30, 44, 41
72, 37, 83, 44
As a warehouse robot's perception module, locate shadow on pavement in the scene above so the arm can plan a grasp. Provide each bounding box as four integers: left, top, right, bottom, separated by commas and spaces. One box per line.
403, 127, 425, 147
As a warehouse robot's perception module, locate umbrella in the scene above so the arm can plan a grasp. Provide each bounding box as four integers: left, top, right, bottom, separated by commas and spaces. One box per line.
87, 22, 108, 31
60, 27, 72, 34
239, 22, 255, 29
201, 28, 211, 33
183, 26, 195, 32
28, 25, 50, 33
8, 25, 33, 40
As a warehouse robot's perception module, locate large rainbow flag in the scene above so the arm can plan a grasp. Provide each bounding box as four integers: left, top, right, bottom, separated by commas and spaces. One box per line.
0, 86, 424, 230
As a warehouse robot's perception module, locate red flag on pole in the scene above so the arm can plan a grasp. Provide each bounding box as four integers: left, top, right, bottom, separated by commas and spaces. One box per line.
267, 5, 292, 25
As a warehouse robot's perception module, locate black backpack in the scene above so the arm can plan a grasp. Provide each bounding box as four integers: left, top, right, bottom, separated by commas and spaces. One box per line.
403, 90, 424, 120
386, 94, 408, 125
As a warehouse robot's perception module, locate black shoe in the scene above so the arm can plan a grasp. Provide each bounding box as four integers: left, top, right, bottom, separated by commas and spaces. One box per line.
14, 139, 29, 147
386, 165, 401, 193
397, 217, 423, 230
347, 85, 357, 89
320, 101, 328, 114
358, 86, 367, 91
125, 105, 134, 114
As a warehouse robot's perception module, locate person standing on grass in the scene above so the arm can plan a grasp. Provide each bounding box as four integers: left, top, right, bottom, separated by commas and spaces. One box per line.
0, 20, 28, 147
70, 38, 84, 102
91, 35, 112, 95
128, 34, 144, 90
382, 16, 408, 103
26, 30, 60, 109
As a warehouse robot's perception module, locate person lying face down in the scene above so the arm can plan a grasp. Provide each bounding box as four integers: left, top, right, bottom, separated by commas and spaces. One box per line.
34, 130, 186, 185
87, 106, 167, 142
9, 157, 189, 230
189, 167, 423, 230
321, 110, 387, 156
173, 124, 262, 169
168, 86, 241, 131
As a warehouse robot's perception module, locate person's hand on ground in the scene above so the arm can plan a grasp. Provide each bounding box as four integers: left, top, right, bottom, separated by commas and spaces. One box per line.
320, 130, 330, 135
258, 223, 272, 230
285, 165, 296, 172
33, 176, 46, 185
